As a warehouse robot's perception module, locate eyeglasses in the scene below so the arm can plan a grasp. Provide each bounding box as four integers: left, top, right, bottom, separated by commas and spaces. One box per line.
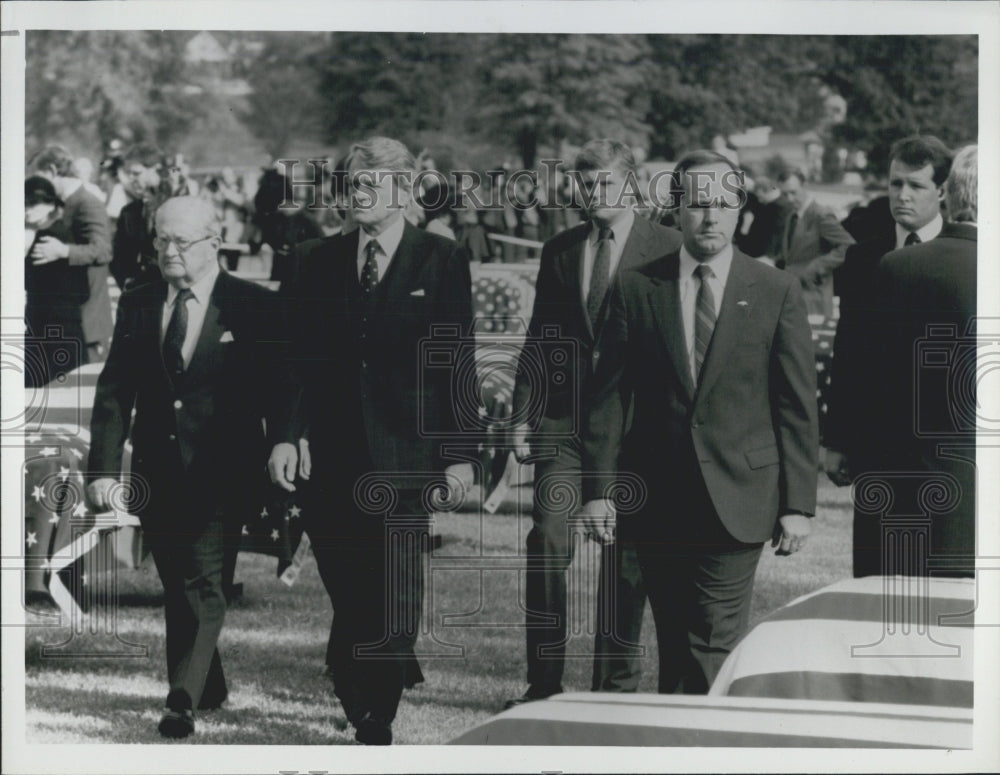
154, 235, 214, 255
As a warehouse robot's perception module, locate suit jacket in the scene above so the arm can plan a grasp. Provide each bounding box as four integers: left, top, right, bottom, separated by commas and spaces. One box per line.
824, 225, 896, 458
270, 220, 475, 491
110, 198, 158, 290
583, 250, 818, 544
511, 216, 683, 435
88, 270, 280, 523
779, 200, 855, 317
61, 186, 113, 345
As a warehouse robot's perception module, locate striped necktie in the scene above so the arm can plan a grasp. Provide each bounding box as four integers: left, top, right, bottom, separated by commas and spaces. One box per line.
694, 263, 716, 383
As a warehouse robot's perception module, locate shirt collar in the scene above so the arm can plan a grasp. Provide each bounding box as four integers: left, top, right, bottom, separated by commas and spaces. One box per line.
166, 262, 220, 307
359, 214, 406, 260
589, 209, 635, 247
796, 196, 814, 219
679, 242, 734, 283
896, 212, 943, 249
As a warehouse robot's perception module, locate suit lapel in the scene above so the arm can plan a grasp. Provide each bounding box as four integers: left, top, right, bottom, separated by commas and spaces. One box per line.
557, 227, 591, 341
144, 281, 173, 388
619, 214, 655, 272
694, 252, 757, 404
375, 221, 427, 307
647, 253, 695, 403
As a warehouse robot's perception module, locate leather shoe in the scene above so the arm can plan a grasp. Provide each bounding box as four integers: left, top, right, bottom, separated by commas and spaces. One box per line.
158, 709, 195, 739
354, 713, 392, 745
503, 686, 562, 710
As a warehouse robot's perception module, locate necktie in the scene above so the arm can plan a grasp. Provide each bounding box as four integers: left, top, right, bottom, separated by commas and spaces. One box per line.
785, 211, 799, 253
361, 239, 380, 297
587, 226, 613, 326
905, 231, 921, 247
163, 287, 193, 378
694, 264, 716, 383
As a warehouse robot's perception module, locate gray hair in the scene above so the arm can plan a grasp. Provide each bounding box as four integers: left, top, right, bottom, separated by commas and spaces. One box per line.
945, 145, 977, 223
345, 136, 417, 191
155, 195, 222, 238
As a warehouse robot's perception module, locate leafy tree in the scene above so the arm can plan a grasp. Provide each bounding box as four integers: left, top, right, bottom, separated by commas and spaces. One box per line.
25, 31, 205, 156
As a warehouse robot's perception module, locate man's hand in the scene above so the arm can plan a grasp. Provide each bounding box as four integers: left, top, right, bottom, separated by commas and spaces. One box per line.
268, 443, 298, 492
825, 449, 851, 486
577, 498, 616, 544
31, 236, 70, 265
771, 513, 811, 556
511, 423, 531, 462
444, 462, 475, 504
86, 477, 118, 511
297, 438, 311, 481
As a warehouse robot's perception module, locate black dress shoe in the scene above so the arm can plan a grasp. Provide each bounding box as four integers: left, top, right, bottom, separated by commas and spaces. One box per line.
354, 713, 392, 745
503, 686, 562, 710
158, 709, 195, 738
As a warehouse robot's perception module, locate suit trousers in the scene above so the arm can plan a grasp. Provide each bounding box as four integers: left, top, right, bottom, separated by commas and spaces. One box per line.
306, 487, 427, 723
526, 436, 647, 693
629, 459, 763, 694
145, 518, 231, 711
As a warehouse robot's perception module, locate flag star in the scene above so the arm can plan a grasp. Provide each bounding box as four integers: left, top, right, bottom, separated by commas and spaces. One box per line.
69, 448, 84, 459
26, 532, 38, 548
48, 513, 60, 524
73, 501, 87, 517
39, 447, 58, 457
75, 472, 84, 484
32, 485, 45, 502
81, 573, 89, 585
241, 524, 249, 536
27, 434, 41, 444
288, 505, 302, 519
260, 507, 269, 519
58, 466, 70, 482
40, 558, 52, 571
270, 529, 279, 542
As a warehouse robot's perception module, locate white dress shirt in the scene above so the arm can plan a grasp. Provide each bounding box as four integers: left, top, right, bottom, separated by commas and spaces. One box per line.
679, 244, 734, 382
580, 209, 635, 302
160, 263, 221, 368
357, 214, 406, 282
895, 212, 943, 250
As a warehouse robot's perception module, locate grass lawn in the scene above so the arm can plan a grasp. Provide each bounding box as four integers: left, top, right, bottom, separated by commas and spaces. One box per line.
24, 477, 852, 744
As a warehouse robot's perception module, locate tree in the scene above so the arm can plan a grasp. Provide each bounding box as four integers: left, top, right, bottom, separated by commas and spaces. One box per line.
477, 34, 653, 168
25, 31, 205, 157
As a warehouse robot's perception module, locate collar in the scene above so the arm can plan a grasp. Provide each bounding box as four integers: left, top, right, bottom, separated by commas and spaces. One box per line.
589, 209, 635, 246
166, 262, 220, 307
60, 178, 83, 199
896, 212, 943, 249
679, 243, 734, 282
796, 196, 814, 219
359, 214, 406, 260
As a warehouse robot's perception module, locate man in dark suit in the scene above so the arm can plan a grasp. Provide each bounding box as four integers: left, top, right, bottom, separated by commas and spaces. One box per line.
824, 135, 953, 576
776, 168, 855, 317
267, 137, 474, 745
87, 197, 279, 738
849, 145, 977, 578
581, 150, 818, 693
109, 143, 164, 291
31, 144, 114, 363
506, 140, 683, 706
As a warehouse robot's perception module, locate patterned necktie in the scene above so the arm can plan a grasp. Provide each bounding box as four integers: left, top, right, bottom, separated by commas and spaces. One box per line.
587, 226, 613, 326
905, 231, 921, 247
163, 287, 193, 377
361, 239, 381, 298
694, 263, 717, 383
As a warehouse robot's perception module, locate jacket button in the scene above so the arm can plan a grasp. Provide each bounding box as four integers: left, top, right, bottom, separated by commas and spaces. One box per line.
361, 360, 368, 369
691, 421, 700, 429
169, 434, 176, 441
173, 399, 183, 409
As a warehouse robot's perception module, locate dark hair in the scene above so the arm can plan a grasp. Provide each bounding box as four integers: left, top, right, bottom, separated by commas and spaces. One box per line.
575, 139, 637, 174
30, 145, 76, 177
672, 149, 746, 203
25, 175, 62, 207
777, 167, 807, 186
124, 142, 163, 169
889, 135, 953, 186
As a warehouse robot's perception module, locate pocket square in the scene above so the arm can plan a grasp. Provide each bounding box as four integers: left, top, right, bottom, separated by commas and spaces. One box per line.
219, 331, 235, 343
737, 300, 749, 307
410, 289, 426, 297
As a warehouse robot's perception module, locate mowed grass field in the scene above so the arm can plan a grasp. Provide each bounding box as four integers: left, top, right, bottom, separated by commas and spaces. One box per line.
23, 477, 852, 745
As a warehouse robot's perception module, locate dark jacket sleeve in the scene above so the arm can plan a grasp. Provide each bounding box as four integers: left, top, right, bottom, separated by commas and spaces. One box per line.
67, 192, 112, 267
511, 240, 560, 425
581, 277, 631, 503
770, 277, 820, 515
435, 239, 478, 453
86, 292, 138, 481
